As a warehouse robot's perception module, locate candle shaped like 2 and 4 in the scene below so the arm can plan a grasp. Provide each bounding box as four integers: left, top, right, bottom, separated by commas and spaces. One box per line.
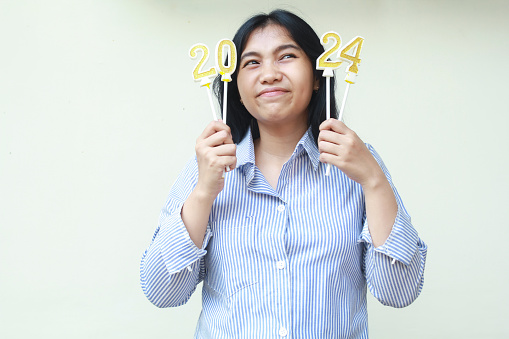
189, 43, 219, 121
316, 32, 365, 176
216, 39, 237, 125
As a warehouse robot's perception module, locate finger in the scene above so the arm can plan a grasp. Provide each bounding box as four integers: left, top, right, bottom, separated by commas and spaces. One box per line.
318, 118, 338, 131
319, 118, 350, 135
318, 118, 332, 131
215, 119, 232, 139
207, 155, 237, 173
319, 152, 343, 166
318, 129, 351, 146
318, 129, 340, 144
214, 143, 236, 157
199, 120, 232, 141
222, 155, 237, 170
318, 139, 341, 156
197, 144, 236, 167
228, 156, 237, 171
200, 129, 233, 148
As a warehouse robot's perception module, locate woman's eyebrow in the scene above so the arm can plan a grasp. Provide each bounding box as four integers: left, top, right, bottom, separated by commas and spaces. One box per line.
239, 51, 260, 62
274, 44, 301, 54
240, 44, 302, 62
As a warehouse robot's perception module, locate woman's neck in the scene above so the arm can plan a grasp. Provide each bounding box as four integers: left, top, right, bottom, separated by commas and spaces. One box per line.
253, 120, 308, 189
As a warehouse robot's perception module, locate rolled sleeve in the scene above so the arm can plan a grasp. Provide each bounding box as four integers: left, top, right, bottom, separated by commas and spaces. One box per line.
140, 157, 210, 307
359, 144, 427, 307
359, 207, 418, 267
155, 201, 212, 275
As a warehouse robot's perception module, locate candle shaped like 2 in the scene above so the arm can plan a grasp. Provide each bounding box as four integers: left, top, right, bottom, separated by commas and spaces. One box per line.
189, 43, 219, 121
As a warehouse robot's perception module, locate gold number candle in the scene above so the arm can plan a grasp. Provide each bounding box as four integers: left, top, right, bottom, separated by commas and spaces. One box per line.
189, 43, 219, 121
316, 31, 343, 176
215, 39, 237, 124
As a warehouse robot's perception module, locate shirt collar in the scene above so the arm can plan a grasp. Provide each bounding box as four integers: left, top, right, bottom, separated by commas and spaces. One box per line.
236, 128, 256, 168
236, 126, 321, 174
295, 127, 321, 171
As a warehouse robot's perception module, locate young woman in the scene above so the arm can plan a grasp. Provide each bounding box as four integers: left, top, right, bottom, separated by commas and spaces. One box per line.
140, 9, 427, 338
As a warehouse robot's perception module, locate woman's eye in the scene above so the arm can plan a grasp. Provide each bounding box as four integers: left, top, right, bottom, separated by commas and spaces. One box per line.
243, 60, 258, 68
281, 54, 296, 60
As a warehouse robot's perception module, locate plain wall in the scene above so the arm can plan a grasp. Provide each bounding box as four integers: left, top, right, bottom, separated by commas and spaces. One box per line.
1, 0, 508, 338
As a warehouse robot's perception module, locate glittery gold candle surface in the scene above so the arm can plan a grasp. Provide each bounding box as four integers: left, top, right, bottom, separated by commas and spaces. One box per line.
190, 44, 217, 80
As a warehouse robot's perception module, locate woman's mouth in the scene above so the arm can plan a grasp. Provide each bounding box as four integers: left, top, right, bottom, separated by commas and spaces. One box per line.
257, 87, 289, 97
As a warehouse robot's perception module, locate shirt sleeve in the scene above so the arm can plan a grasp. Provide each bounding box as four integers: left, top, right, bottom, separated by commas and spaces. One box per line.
358, 144, 428, 308
140, 157, 212, 308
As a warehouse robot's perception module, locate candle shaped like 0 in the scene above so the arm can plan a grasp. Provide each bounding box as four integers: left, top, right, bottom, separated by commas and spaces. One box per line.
216, 39, 237, 125
338, 36, 364, 122
316, 32, 343, 176
189, 43, 219, 121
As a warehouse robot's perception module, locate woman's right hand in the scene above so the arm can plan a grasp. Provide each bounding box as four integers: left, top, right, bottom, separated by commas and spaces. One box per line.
194, 120, 237, 200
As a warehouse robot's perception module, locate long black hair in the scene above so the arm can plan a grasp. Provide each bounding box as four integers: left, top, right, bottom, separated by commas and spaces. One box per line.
213, 9, 338, 145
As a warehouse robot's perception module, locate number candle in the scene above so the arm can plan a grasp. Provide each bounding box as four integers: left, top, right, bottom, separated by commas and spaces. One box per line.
338, 36, 364, 121
316, 32, 343, 176
189, 43, 219, 121
216, 39, 237, 125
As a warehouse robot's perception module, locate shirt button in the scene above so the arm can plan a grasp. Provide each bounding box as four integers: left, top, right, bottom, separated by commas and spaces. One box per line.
279, 327, 288, 337
277, 205, 285, 212
276, 260, 285, 270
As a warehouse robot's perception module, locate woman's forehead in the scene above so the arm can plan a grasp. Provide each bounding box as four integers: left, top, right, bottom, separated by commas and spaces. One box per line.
242, 24, 297, 54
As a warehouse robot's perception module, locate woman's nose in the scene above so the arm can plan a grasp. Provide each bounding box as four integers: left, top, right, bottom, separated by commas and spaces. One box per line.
259, 62, 282, 84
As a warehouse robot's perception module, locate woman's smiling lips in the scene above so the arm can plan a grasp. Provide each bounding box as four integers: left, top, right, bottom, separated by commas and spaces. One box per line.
257, 87, 289, 98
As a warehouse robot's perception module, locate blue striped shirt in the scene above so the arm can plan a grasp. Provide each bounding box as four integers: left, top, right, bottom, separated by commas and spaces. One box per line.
140, 127, 427, 338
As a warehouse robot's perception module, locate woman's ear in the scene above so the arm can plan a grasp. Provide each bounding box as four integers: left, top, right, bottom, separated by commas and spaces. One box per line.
314, 78, 320, 91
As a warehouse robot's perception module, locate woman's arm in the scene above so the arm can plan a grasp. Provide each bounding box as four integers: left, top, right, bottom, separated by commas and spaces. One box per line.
318, 119, 427, 307
361, 144, 427, 307
140, 120, 236, 307
318, 119, 398, 245
140, 158, 208, 307
182, 121, 236, 247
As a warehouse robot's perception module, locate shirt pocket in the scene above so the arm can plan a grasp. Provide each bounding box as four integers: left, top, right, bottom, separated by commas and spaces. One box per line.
205, 216, 259, 299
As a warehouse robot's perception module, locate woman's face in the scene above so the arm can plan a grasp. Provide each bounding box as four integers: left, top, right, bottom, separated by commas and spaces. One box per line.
237, 24, 316, 130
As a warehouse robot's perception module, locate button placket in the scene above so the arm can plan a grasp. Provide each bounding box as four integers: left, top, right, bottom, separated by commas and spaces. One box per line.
274, 198, 289, 339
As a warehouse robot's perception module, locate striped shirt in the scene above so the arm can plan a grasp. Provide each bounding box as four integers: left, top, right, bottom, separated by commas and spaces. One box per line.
140, 127, 427, 338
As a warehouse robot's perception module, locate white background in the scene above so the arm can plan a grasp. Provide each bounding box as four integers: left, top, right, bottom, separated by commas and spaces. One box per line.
1, 0, 508, 338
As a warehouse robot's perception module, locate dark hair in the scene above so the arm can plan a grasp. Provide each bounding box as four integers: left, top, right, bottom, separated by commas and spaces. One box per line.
213, 9, 338, 144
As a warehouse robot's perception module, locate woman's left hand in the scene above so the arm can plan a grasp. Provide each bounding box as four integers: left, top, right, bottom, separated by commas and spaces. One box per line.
318, 119, 384, 189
